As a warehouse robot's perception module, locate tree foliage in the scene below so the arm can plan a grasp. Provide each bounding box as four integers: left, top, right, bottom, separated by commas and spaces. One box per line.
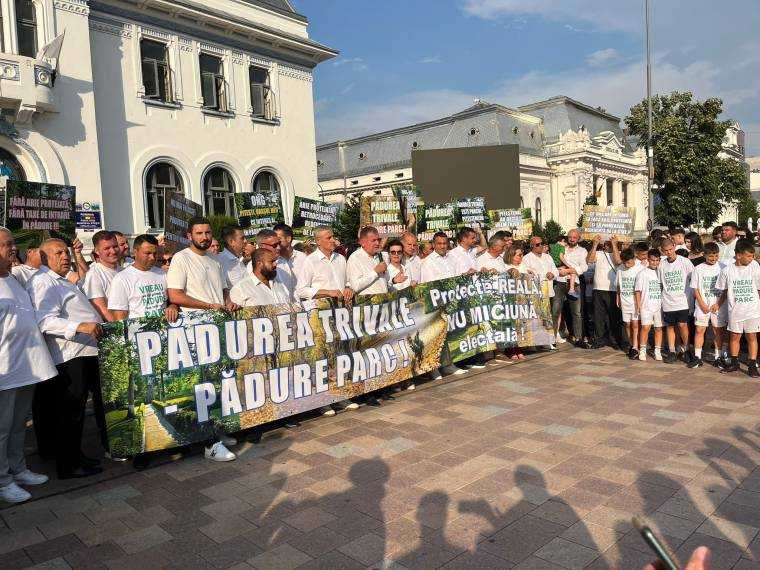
333, 194, 361, 248
532, 219, 564, 244
625, 91, 748, 227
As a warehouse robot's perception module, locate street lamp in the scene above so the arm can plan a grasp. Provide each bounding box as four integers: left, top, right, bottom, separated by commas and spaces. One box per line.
646, 0, 654, 227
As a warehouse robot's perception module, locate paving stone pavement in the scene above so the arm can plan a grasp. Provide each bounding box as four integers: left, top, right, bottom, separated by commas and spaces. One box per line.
3, 346, 760, 569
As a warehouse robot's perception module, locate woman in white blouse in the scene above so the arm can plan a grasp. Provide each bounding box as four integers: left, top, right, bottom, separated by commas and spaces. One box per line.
386, 239, 415, 290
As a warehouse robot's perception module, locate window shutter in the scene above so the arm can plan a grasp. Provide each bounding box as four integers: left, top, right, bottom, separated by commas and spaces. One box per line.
201, 72, 217, 108
142, 60, 159, 98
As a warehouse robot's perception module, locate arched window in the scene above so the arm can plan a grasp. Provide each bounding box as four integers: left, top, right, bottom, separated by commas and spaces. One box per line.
16, 0, 37, 58
145, 162, 183, 230
203, 167, 235, 216
535, 197, 542, 226
0, 148, 26, 180
252, 170, 279, 196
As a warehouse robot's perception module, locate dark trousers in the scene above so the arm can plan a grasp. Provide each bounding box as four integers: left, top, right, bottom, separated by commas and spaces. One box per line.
593, 290, 623, 347
34, 356, 102, 473
552, 281, 583, 340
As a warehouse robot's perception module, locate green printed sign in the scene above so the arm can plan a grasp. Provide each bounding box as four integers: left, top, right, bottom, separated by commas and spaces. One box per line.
5, 181, 76, 247
417, 202, 455, 242
292, 197, 339, 240
236, 191, 284, 238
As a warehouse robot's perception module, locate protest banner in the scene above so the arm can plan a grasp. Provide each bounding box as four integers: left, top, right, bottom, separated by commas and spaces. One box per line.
292, 197, 339, 240
98, 272, 552, 455
581, 205, 635, 240
455, 197, 490, 231
394, 186, 420, 235
75, 201, 103, 231
236, 191, 284, 238
359, 195, 406, 237
417, 202, 455, 241
488, 208, 533, 239
5, 181, 76, 247
163, 193, 203, 250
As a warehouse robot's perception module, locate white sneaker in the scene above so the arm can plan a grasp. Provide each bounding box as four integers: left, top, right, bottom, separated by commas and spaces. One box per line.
13, 470, 48, 486
219, 433, 237, 447
654, 353, 663, 361
104, 452, 128, 462
322, 407, 336, 416
406, 383, 416, 391
204, 441, 236, 462
451, 367, 467, 376
469, 363, 487, 370
638, 351, 647, 362
555, 333, 567, 344
429, 370, 443, 381
0, 482, 31, 503
550, 344, 557, 350
345, 402, 360, 410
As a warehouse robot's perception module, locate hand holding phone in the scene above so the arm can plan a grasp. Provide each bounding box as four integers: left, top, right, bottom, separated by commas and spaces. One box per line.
634, 516, 680, 570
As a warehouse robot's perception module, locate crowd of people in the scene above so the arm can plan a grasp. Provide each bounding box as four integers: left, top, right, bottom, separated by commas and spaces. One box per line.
0, 216, 755, 505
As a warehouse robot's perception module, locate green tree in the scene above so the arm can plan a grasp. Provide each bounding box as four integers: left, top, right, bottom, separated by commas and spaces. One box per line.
333, 194, 360, 248
738, 193, 758, 227
532, 219, 564, 243
209, 214, 237, 243
626, 91, 748, 227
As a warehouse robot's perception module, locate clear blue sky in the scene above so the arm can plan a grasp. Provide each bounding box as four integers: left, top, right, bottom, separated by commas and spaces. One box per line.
291, 0, 760, 155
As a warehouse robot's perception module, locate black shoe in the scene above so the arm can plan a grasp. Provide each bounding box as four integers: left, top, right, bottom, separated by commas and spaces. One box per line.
576, 340, 591, 349
720, 358, 740, 373
58, 465, 103, 479
609, 343, 621, 351
366, 397, 382, 407
681, 352, 692, 364
749, 362, 760, 378
687, 357, 703, 369
713, 356, 725, 368
79, 455, 101, 468
381, 393, 395, 401
627, 348, 639, 360
285, 421, 300, 428
662, 352, 677, 364
248, 430, 263, 444
590, 341, 606, 349
132, 454, 151, 471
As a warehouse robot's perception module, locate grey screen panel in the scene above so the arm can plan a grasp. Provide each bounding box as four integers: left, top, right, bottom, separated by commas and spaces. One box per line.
411, 145, 521, 209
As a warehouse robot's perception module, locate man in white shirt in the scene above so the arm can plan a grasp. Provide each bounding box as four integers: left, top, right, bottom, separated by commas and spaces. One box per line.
420, 232, 458, 284
108, 234, 178, 321
400, 232, 422, 284
553, 229, 589, 347
587, 235, 623, 349
347, 226, 389, 296
83, 230, 122, 322
11, 247, 41, 287
27, 238, 104, 480
447, 227, 480, 276
166, 217, 239, 461
274, 223, 307, 300
297, 227, 353, 303
671, 228, 689, 253
523, 236, 560, 349
217, 225, 250, 287
476, 235, 507, 273
718, 221, 739, 262
0, 229, 57, 503
231, 248, 293, 307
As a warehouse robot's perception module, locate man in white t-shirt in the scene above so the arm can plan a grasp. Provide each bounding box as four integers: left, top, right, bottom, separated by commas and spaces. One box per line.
11, 247, 41, 287
230, 248, 292, 307
716, 239, 760, 376
217, 225, 250, 287
83, 230, 122, 322
587, 235, 623, 349
671, 228, 689, 253
108, 234, 178, 321
688, 242, 727, 368
718, 221, 739, 262
166, 217, 239, 462
0, 229, 57, 503
476, 235, 507, 273
658, 239, 694, 363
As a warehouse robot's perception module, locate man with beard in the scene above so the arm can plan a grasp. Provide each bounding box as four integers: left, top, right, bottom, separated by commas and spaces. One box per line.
552, 228, 589, 347
83, 231, 122, 322
167, 217, 239, 462
230, 248, 292, 306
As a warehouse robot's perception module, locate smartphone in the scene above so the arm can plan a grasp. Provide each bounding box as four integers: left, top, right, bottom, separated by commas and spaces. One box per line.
632, 516, 680, 570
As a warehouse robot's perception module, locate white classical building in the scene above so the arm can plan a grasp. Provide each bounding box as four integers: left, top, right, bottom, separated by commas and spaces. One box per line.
0, 0, 335, 238
317, 97, 653, 233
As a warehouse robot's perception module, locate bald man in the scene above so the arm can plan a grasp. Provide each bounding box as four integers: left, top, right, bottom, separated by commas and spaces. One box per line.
27, 239, 104, 479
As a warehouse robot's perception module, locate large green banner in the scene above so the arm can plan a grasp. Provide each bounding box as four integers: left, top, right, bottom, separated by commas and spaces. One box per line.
98, 273, 552, 456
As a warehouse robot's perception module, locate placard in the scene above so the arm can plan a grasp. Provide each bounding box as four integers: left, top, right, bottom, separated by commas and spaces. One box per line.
236, 191, 284, 238
417, 202, 455, 242
581, 205, 635, 240
163, 193, 203, 250
489, 208, 533, 239
5, 181, 76, 247
292, 197, 339, 240
455, 196, 490, 231
75, 201, 103, 231
360, 195, 406, 237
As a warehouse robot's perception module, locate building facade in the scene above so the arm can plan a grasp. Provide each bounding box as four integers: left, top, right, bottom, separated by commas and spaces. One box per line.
0, 0, 335, 241
317, 97, 650, 233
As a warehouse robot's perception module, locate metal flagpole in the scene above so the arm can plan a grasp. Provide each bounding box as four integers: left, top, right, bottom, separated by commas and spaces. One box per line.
646, 0, 654, 227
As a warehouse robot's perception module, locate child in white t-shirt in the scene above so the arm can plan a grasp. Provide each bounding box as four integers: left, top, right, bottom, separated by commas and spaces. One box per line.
658, 239, 694, 363
688, 241, 726, 368
716, 240, 760, 377
635, 249, 664, 361
616, 248, 644, 359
